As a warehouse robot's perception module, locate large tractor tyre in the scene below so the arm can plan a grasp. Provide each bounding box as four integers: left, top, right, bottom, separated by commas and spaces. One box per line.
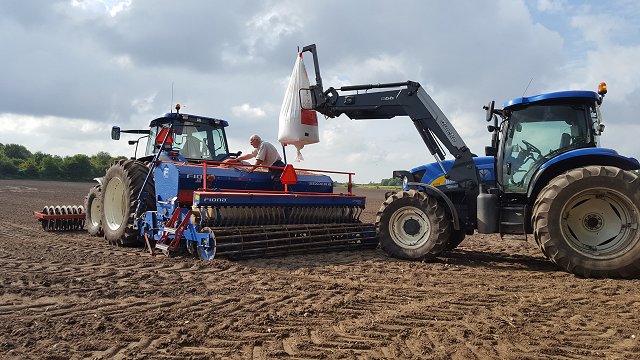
84, 185, 103, 237
532, 166, 640, 278
375, 190, 451, 259
444, 230, 466, 251
101, 159, 155, 246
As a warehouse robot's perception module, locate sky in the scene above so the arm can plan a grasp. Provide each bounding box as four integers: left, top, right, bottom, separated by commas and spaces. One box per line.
1, 0, 640, 183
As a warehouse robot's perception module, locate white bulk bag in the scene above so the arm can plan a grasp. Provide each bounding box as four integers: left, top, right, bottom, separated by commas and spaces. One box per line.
278, 52, 319, 161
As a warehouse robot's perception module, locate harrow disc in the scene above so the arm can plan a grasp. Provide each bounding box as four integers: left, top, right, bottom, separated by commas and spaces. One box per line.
77, 205, 86, 230
40, 206, 51, 231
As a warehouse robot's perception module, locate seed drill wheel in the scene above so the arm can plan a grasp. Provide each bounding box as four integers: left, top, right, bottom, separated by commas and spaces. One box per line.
102, 159, 155, 246
532, 166, 640, 278
376, 190, 450, 259
84, 185, 103, 236
196, 227, 217, 261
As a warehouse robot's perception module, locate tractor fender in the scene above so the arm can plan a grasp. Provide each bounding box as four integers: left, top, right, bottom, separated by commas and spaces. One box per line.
528, 148, 640, 201
407, 181, 460, 231
93, 177, 104, 186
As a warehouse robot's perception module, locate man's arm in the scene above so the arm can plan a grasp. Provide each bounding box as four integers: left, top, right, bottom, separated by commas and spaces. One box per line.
236, 153, 254, 161
225, 152, 255, 163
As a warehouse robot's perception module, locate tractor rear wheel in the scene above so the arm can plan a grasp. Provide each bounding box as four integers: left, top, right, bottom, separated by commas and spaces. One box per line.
84, 185, 103, 236
532, 166, 640, 278
376, 190, 450, 259
102, 160, 155, 246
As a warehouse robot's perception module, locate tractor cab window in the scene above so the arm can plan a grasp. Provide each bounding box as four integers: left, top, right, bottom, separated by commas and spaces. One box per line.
146, 122, 230, 161
501, 103, 590, 193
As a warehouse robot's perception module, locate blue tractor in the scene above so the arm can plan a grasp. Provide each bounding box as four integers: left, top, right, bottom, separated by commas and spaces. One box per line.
302, 44, 640, 278
83, 105, 376, 259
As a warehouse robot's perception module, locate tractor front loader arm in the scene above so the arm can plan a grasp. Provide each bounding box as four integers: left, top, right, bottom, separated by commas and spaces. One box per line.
300, 44, 479, 192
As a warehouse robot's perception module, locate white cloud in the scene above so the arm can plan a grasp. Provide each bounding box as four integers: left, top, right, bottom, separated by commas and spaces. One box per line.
107, 0, 131, 17
231, 103, 267, 119
553, 11, 640, 105
245, 7, 302, 53
111, 54, 132, 68
0, 113, 132, 157
70, 0, 131, 17
130, 93, 157, 114
536, 0, 567, 13
570, 14, 623, 45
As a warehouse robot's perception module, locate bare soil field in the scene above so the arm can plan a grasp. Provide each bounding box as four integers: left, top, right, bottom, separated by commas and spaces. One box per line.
1, 179, 639, 359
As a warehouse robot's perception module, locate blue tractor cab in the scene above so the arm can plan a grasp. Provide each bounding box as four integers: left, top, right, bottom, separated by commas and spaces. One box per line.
495, 90, 638, 197
145, 112, 234, 162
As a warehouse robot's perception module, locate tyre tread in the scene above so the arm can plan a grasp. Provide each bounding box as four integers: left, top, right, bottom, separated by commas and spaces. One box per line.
532, 165, 640, 278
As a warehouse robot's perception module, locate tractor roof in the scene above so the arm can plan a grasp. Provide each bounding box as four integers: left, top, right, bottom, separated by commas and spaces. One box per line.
504, 90, 599, 110
149, 112, 229, 127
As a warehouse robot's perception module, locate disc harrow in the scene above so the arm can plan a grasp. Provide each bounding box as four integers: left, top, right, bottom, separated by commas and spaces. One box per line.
33, 205, 85, 231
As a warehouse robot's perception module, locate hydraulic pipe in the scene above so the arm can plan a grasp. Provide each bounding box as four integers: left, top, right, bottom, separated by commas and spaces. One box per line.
340, 82, 411, 91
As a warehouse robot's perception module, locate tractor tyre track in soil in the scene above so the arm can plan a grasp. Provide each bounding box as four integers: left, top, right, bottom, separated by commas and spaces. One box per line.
1, 179, 639, 359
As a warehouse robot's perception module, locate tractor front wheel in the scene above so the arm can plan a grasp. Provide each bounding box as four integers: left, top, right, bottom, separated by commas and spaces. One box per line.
102, 160, 154, 246
532, 166, 640, 278
376, 190, 450, 259
84, 185, 103, 236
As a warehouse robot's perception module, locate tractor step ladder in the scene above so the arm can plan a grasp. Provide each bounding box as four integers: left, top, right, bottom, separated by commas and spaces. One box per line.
499, 205, 528, 241
154, 208, 192, 256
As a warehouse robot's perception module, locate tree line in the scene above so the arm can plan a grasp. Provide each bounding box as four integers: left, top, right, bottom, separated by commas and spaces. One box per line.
0, 143, 125, 181
0, 142, 409, 184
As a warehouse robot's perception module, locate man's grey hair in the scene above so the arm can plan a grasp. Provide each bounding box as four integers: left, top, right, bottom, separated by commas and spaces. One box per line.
249, 134, 262, 142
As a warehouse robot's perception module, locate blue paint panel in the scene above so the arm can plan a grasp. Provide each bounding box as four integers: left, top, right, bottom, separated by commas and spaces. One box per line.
538, 148, 640, 170
410, 156, 496, 187
194, 193, 366, 207
504, 90, 599, 109
154, 162, 335, 204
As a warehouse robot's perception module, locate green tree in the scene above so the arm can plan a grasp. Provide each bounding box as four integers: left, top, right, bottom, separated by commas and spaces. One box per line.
63, 154, 92, 180
31, 151, 48, 166
380, 177, 402, 186
19, 158, 39, 178
3, 144, 31, 160
90, 151, 113, 177
40, 155, 63, 179
0, 153, 18, 177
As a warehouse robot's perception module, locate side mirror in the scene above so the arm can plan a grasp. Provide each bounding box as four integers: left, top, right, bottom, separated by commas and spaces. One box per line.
111, 126, 121, 140
484, 101, 495, 122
